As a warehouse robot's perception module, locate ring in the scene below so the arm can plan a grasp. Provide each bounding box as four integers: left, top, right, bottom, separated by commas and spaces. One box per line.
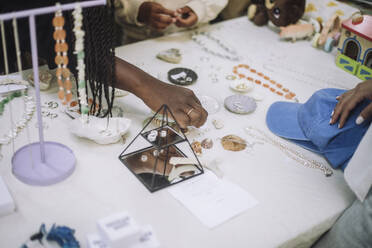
186, 108, 194, 116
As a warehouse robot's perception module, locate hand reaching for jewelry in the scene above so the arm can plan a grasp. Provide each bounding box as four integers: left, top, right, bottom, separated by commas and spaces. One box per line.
141, 81, 208, 128
331, 79, 372, 128
175, 6, 198, 28
115, 58, 208, 129
137, 2, 176, 30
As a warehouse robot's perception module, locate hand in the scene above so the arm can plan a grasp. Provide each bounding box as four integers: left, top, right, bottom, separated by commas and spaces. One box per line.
115, 58, 208, 129
175, 6, 198, 28
137, 2, 176, 30
330, 79, 372, 128
141, 81, 208, 129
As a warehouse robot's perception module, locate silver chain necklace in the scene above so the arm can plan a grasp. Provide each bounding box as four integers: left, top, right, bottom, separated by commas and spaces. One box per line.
244, 126, 333, 177
191, 31, 240, 61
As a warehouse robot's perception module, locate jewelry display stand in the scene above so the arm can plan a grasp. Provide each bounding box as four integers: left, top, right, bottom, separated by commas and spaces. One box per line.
0, 0, 106, 186
119, 105, 204, 193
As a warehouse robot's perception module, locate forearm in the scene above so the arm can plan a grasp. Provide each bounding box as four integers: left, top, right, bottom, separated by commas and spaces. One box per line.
114, 57, 158, 100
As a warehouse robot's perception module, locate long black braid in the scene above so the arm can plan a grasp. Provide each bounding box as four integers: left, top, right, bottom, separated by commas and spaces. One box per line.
82, 0, 116, 117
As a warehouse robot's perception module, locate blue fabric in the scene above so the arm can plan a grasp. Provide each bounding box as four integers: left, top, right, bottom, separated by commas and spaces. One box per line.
266, 88, 371, 170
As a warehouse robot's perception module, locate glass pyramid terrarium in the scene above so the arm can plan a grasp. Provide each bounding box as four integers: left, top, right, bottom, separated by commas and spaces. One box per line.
119, 105, 204, 192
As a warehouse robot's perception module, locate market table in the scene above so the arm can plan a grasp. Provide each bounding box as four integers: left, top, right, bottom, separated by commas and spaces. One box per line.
0, 17, 360, 248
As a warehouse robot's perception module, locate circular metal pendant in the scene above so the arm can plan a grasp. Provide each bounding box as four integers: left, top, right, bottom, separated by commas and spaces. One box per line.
224, 95, 257, 114
168, 67, 198, 86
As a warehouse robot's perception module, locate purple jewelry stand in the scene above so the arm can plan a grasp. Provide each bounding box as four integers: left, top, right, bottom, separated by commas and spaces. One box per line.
0, 0, 106, 186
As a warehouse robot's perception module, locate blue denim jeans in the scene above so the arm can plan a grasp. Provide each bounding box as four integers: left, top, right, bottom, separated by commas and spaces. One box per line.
312, 188, 372, 248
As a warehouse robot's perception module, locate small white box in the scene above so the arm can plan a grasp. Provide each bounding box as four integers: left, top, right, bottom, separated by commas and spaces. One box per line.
130, 225, 161, 248
0, 177, 15, 217
87, 233, 110, 248
97, 212, 141, 248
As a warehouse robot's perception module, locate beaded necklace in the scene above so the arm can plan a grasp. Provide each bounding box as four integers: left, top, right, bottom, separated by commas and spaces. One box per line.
233, 64, 297, 101
244, 126, 333, 177
53, 7, 72, 106
73, 4, 89, 123
191, 31, 240, 61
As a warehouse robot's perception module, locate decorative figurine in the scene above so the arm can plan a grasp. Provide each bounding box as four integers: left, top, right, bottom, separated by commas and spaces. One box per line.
279, 23, 315, 42
335, 13, 372, 81
248, 0, 306, 27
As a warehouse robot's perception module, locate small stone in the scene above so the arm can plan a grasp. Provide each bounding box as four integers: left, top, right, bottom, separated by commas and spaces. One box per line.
156, 48, 182, 64
191, 141, 202, 156
212, 119, 224, 129
221, 135, 246, 151
201, 138, 213, 149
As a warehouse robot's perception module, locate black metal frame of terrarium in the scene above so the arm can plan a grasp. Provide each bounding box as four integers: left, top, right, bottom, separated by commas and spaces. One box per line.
118, 105, 204, 193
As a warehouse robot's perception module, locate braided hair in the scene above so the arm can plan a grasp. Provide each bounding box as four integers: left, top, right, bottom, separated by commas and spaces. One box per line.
78, 0, 116, 117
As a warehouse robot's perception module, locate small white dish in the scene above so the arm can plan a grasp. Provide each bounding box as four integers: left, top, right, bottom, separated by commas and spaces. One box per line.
229, 79, 253, 93
69, 116, 131, 145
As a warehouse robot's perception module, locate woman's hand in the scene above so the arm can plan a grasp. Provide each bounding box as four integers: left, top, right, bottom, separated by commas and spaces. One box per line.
137, 2, 176, 30
115, 58, 208, 129
330, 79, 372, 128
175, 6, 198, 28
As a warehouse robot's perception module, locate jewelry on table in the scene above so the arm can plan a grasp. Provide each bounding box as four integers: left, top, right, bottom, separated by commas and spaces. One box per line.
221, 135, 247, 151
53, 6, 72, 105
191, 141, 202, 156
224, 94, 257, 114
212, 119, 224, 129
73, 3, 89, 123
191, 31, 240, 61
0, 85, 36, 150
229, 79, 254, 93
156, 48, 182, 64
201, 138, 213, 149
244, 126, 333, 177
199, 95, 220, 115
226, 75, 237, 80
233, 64, 298, 101
27, 70, 53, 91
168, 67, 197, 86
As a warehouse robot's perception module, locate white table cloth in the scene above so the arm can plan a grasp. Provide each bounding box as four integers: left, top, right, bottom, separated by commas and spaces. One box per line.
0, 17, 360, 248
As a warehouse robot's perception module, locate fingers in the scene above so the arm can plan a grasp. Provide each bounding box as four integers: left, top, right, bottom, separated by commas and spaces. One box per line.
153, 13, 175, 25
357, 103, 372, 125
186, 103, 208, 128
331, 89, 364, 128
173, 110, 191, 129
175, 7, 197, 27
155, 6, 176, 17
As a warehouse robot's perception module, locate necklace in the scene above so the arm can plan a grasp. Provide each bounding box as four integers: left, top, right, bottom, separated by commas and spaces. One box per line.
0, 80, 36, 159
191, 31, 240, 61
233, 64, 298, 101
73, 3, 89, 123
244, 126, 333, 177
53, 7, 72, 106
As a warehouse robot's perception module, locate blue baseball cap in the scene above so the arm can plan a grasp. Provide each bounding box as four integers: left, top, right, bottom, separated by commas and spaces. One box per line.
266, 88, 371, 170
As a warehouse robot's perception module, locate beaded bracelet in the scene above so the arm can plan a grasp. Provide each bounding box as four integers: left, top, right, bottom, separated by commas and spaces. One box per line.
73, 3, 89, 122
233, 64, 297, 101
53, 7, 72, 106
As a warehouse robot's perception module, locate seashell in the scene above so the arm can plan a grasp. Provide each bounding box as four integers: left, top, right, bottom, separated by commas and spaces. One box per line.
201, 138, 213, 149
221, 135, 246, 151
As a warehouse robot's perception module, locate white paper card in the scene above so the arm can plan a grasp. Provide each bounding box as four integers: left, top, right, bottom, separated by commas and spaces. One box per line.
168, 171, 258, 228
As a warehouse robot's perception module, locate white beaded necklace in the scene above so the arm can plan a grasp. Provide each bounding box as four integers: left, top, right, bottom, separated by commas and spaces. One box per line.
191, 30, 240, 61
244, 126, 333, 177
